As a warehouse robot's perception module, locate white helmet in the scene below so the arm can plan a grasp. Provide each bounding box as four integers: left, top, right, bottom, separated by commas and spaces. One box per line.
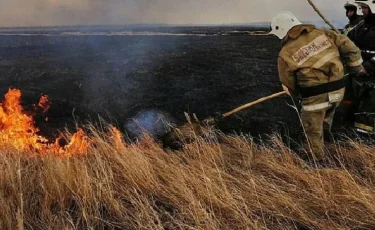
345, 0, 363, 16
344, 0, 358, 10
269, 11, 302, 39
355, 0, 375, 13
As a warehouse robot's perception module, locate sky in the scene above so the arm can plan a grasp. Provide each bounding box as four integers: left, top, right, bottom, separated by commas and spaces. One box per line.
0, 0, 348, 27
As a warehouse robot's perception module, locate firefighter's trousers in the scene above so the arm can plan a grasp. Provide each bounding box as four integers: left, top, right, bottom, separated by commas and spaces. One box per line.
300, 89, 344, 161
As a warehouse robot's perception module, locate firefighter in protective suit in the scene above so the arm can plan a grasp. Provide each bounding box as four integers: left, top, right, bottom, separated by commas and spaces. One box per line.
348, 0, 375, 134
269, 12, 363, 161
343, 1, 363, 36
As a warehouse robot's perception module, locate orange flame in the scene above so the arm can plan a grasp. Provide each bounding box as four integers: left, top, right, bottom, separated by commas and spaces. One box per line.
0, 89, 91, 155
111, 126, 126, 150
38, 95, 51, 113
60, 128, 91, 155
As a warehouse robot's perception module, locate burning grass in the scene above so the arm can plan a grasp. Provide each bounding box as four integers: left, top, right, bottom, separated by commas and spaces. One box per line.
1, 88, 375, 229
1, 129, 375, 230
0, 88, 93, 155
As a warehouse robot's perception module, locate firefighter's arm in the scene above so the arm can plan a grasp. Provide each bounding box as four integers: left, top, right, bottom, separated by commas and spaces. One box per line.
278, 56, 296, 93
324, 29, 363, 71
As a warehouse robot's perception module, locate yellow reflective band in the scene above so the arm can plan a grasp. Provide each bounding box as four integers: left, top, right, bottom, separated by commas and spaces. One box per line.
354, 122, 374, 132
311, 52, 340, 69
299, 52, 341, 75
302, 102, 331, 112
328, 92, 344, 103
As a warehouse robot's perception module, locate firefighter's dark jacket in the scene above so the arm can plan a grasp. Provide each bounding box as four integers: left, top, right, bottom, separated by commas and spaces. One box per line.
343, 14, 363, 35
348, 14, 375, 75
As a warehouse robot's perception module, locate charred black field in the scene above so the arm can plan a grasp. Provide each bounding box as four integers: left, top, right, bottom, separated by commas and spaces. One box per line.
0, 25, 341, 145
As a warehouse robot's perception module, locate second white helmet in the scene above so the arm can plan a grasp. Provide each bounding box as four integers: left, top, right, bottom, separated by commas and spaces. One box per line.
355, 0, 375, 13
269, 11, 302, 39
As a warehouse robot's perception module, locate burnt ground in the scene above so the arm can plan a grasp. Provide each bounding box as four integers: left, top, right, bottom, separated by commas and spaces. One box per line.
0, 26, 351, 147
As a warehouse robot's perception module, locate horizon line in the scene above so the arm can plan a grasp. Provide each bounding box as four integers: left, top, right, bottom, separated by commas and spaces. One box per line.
0, 20, 346, 29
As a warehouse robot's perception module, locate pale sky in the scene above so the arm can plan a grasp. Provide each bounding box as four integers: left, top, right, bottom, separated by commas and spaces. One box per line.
0, 0, 348, 27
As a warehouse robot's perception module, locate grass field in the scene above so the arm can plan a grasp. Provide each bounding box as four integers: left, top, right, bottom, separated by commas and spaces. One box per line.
1, 124, 375, 230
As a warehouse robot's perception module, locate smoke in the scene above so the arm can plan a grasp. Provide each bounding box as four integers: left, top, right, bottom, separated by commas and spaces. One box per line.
77, 35, 180, 122
124, 109, 176, 139
0, 0, 345, 27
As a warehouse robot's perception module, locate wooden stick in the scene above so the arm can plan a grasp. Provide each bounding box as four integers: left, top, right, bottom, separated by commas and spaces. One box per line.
203, 91, 288, 124
222, 91, 287, 118
306, 0, 340, 33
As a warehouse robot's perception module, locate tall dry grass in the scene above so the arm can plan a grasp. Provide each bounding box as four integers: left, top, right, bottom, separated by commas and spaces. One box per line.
1, 125, 375, 230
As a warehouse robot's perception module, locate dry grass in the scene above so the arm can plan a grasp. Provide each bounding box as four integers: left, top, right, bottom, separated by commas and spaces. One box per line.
1, 125, 375, 230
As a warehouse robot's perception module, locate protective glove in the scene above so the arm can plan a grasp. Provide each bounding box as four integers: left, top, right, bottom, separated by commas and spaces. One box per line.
357, 66, 369, 78
360, 64, 368, 74
346, 65, 363, 75
362, 59, 375, 76
352, 64, 370, 78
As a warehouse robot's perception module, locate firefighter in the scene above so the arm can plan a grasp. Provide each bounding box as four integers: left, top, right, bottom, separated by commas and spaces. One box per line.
269, 11, 363, 161
343, 1, 363, 35
341, 1, 363, 127
347, 1, 375, 134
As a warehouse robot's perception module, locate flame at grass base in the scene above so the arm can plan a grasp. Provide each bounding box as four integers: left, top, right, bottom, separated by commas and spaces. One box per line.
0, 88, 125, 155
